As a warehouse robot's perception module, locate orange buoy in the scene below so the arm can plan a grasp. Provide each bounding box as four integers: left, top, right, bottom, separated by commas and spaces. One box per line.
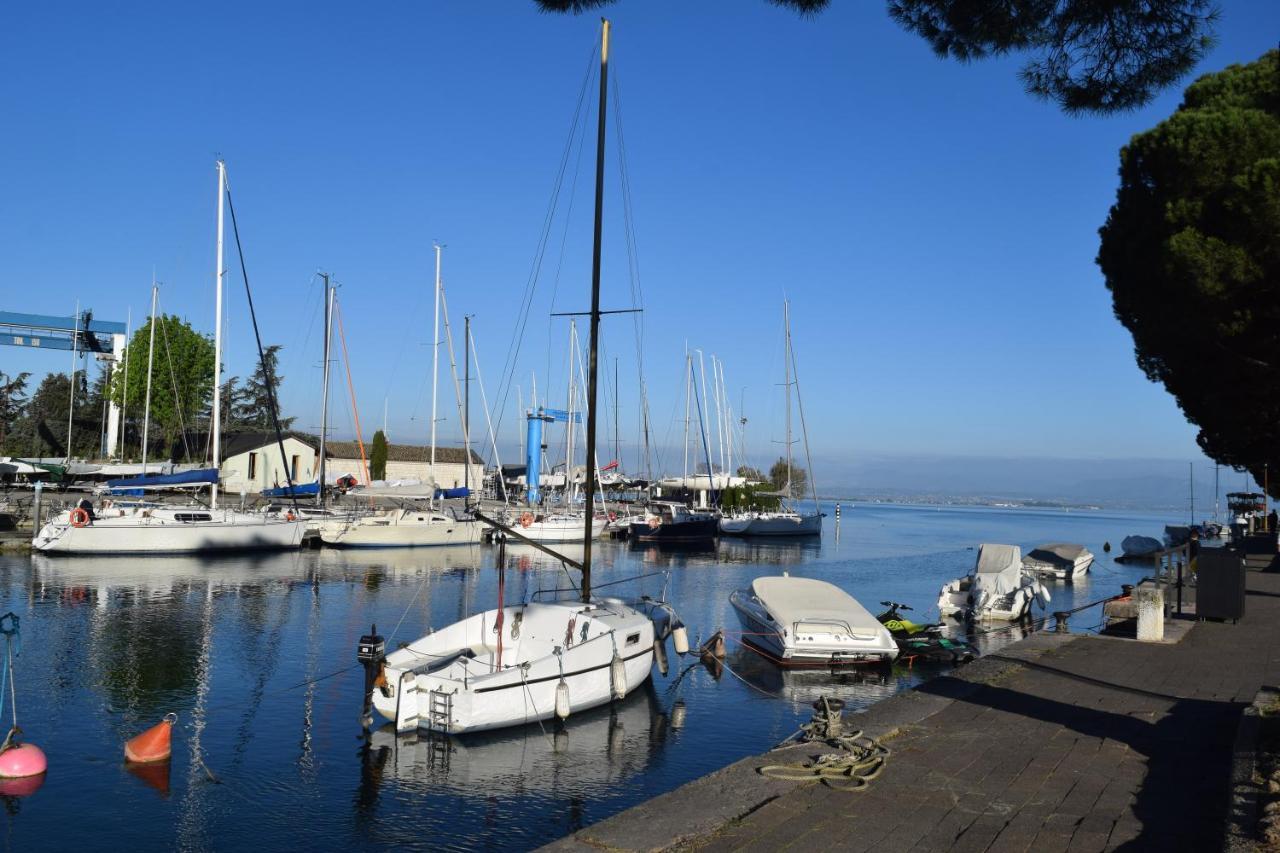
125, 713, 176, 764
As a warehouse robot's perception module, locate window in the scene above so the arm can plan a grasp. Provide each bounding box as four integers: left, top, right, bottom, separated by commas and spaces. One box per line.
248, 452, 257, 479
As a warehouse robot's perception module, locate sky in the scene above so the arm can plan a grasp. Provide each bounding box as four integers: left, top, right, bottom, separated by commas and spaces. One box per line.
2, 1, 1278, 491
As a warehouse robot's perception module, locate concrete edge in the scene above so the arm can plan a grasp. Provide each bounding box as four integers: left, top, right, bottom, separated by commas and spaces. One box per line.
539, 631, 1077, 853
1225, 686, 1280, 851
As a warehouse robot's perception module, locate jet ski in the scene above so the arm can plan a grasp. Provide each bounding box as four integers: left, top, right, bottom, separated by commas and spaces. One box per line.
876, 602, 976, 665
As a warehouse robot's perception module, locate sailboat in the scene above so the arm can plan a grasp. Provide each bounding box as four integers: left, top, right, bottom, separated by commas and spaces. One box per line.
33, 161, 305, 554
318, 246, 483, 548
368, 20, 684, 734
720, 300, 822, 537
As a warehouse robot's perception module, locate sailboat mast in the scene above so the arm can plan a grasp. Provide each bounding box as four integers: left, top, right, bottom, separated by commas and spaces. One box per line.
682, 347, 691, 483
212, 159, 226, 509
464, 314, 471, 498
430, 244, 442, 488
141, 282, 158, 475
318, 273, 333, 506
566, 320, 575, 501
784, 299, 792, 500
581, 17, 610, 602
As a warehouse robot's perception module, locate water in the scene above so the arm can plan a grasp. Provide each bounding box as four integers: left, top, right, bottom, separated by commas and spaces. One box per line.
0, 503, 1175, 850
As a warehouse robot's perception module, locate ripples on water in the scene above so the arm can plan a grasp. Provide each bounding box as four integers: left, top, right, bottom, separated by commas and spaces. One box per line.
0, 503, 1173, 850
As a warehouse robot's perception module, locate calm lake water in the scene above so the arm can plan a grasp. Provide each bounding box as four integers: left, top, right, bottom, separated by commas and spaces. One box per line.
0, 503, 1178, 851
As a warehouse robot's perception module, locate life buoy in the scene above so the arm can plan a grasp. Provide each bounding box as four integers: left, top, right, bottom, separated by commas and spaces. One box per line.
286, 511, 296, 522
608, 511, 617, 522
70, 508, 90, 528
520, 513, 534, 529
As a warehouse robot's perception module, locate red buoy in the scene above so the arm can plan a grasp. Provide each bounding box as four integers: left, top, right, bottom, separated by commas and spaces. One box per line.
0, 743, 47, 780
125, 713, 176, 764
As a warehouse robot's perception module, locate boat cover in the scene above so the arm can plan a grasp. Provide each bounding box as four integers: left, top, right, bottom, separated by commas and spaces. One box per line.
1025, 543, 1089, 566
971, 544, 1023, 599
105, 468, 219, 489
1122, 535, 1162, 556
750, 576, 881, 635
435, 487, 470, 499
262, 481, 320, 497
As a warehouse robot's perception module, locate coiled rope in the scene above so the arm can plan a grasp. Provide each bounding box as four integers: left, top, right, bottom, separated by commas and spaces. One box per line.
759, 697, 890, 793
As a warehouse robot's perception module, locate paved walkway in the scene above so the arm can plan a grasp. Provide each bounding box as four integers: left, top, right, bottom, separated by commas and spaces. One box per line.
548, 563, 1280, 852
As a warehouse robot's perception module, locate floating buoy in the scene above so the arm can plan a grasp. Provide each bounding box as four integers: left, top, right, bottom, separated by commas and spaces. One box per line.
0, 771, 44, 797
653, 638, 669, 677
672, 624, 690, 656
610, 652, 627, 701
1103, 541, 1111, 553
555, 679, 570, 720
0, 743, 46, 780
125, 713, 177, 764
670, 699, 687, 730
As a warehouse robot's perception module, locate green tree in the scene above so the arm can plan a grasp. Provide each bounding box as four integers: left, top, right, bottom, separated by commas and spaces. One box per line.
0, 372, 30, 451
370, 430, 388, 481
768, 456, 808, 498
1098, 50, 1279, 491
111, 315, 215, 455
12, 372, 87, 458
233, 344, 295, 431
536, 0, 1218, 114
736, 464, 765, 482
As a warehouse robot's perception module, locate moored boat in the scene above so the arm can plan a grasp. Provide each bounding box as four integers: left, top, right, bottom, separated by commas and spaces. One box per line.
319, 505, 484, 548
1022, 543, 1093, 580
938, 544, 1049, 622
729, 575, 897, 666
629, 501, 719, 543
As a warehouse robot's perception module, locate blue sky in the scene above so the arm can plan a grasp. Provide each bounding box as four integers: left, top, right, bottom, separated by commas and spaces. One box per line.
2, 1, 1278, 480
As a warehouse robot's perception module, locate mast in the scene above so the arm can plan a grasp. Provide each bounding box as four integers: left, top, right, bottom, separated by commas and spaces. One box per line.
697, 349, 711, 478
430, 243, 442, 485
1215, 464, 1221, 524
464, 314, 471, 498
317, 273, 333, 506
784, 299, 793, 501
581, 17, 610, 602
65, 300, 80, 462
141, 283, 158, 474
120, 308, 130, 460
212, 159, 226, 509
614, 356, 620, 465
566, 320, 575, 502
682, 348, 691, 484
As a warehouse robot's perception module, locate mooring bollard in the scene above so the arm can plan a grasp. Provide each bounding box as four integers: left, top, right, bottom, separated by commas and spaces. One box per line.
1053, 611, 1071, 633
1136, 584, 1165, 642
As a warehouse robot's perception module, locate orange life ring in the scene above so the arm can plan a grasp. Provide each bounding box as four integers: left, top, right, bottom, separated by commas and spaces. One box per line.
648, 516, 661, 529
70, 508, 90, 528
286, 511, 296, 522
608, 511, 617, 522
520, 512, 534, 529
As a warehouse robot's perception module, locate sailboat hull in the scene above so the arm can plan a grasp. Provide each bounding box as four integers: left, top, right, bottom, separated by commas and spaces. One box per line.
33, 509, 304, 554
721, 512, 822, 537
319, 512, 485, 548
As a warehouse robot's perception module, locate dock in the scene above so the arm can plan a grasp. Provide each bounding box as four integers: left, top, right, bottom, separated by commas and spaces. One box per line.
546, 554, 1280, 852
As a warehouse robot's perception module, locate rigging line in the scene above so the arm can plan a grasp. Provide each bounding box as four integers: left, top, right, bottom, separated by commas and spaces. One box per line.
155, 301, 194, 463
334, 298, 371, 485
469, 328, 507, 499
491, 42, 598, 451
786, 307, 821, 508
223, 175, 300, 512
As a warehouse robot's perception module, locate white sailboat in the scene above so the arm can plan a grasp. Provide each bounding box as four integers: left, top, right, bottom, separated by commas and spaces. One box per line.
368, 21, 684, 735
320, 246, 485, 549
721, 300, 822, 537
33, 161, 304, 554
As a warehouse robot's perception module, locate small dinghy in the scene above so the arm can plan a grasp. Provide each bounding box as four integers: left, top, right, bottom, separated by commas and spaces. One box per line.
1022, 543, 1093, 581
938, 544, 1050, 622
729, 575, 897, 666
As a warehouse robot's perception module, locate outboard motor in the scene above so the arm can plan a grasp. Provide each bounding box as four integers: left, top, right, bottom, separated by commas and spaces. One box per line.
357, 624, 386, 730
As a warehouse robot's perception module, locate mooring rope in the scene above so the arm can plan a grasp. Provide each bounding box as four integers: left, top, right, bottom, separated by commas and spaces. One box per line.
759, 697, 891, 793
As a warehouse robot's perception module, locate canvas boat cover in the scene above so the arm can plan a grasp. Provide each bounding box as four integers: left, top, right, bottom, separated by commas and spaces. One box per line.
105, 468, 219, 490
971, 543, 1024, 599
1122, 535, 1162, 556
262, 481, 320, 497
1025, 543, 1089, 567
750, 576, 882, 636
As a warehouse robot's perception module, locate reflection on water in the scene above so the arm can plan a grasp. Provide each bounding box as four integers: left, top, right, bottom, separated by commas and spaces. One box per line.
0, 503, 1175, 851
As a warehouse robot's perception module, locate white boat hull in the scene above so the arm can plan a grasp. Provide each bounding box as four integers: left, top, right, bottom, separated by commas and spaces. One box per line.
734, 512, 821, 537
512, 516, 607, 543
373, 599, 655, 734
33, 508, 304, 554
320, 510, 485, 548
728, 588, 897, 665
1022, 553, 1093, 580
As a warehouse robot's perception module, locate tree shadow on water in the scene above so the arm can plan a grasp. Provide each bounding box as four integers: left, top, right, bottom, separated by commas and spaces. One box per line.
916, 657, 1240, 849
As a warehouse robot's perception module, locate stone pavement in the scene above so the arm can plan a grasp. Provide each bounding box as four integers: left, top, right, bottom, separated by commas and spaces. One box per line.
546, 563, 1280, 852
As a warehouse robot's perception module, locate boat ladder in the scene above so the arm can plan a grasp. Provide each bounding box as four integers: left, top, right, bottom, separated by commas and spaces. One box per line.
427, 689, 452, 733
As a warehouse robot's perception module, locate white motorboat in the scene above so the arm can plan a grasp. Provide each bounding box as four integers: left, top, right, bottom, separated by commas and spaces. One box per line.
938, 544, 1050, 622
510, 511, 607, 543
320, 506, 484, 548
33, 503, 303, 554
728, 575, 897, 666
1022, 543, 1094, 580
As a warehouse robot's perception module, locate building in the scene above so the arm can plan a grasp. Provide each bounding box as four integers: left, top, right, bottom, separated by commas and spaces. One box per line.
325, 441, 483, 489
218, 432, 320, 495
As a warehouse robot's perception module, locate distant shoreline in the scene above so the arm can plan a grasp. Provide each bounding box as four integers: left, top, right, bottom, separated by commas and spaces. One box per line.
813, 495, 1187, 514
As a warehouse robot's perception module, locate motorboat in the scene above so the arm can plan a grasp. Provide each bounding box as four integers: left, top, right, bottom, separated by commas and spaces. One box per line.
1021, 543, 1094, 580
728, 575, 897, 666
509, 510, 607, 543
1120, 534, 1163, 559
33, 500, 303, 554
937, 544, 1049, 622
629, 501, 719, 544
319, 505, 484, 548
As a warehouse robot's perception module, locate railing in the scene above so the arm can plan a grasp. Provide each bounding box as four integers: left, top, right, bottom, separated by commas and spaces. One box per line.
1153, 542, 1191, 616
